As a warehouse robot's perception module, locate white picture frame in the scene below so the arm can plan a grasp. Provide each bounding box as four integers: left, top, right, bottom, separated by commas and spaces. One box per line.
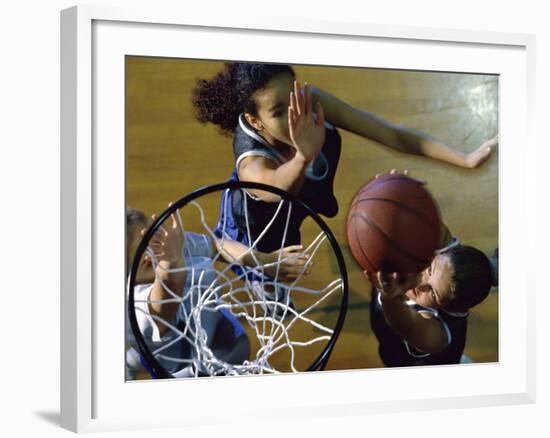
60, 4, 536, 433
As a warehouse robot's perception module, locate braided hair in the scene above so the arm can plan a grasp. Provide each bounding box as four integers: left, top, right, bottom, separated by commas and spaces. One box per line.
192, 63, 295, 136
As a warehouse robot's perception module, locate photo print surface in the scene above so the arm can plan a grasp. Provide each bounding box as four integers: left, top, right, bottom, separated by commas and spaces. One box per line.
125, 57, 498, 380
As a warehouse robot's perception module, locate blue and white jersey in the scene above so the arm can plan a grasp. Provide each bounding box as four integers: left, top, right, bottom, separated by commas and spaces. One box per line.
126, 232, 227, 378
214, 114, 342, 254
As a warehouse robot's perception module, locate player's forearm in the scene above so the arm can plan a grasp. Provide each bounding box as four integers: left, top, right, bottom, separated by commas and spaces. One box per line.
253, 154, 309, 202
380, 295, 419, 339
215, 238, 273, 272
344, 109, 467, 167
312, 86, 468, 167
150, 258, 186, 318
215, 238, 255, 265
393, 127, 468, 167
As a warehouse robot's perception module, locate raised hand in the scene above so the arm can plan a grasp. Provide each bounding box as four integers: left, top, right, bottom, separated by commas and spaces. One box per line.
366, 271, 420, 301
143, 204, 185, 265
145, 204, 187, 326
288, 80, 326, 163
464, 135, 498, 169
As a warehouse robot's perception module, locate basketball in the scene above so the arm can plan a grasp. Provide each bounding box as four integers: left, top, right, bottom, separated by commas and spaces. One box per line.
346, 173, 442, 274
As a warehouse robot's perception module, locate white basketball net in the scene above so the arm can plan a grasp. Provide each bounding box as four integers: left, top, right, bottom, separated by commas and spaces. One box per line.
131, 189, 345, 377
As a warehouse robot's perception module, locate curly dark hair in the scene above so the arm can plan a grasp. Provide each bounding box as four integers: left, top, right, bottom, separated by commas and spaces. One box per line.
192, 63, 295, 136
445, 245, 493, 312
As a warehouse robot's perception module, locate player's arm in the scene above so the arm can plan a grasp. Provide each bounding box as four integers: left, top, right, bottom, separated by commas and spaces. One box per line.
310, 86, 497, 169
369, 272, 448, 353
380, 295, 449, 354
146, 212, 186, 336
238, 154, 309, 202
239, 81, 325, 202
213, 238, 310, 280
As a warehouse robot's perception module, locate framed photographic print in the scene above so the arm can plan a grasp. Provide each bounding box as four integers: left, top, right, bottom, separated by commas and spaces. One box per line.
61, 4, 536, 433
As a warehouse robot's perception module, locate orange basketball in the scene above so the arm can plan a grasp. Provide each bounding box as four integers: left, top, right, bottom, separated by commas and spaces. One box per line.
346, 174, 442, 274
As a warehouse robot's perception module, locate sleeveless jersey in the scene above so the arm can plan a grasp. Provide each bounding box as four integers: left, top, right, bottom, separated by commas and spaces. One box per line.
214, 114, 342, 253
126, 232, 248, 378
369, 289, 468, 367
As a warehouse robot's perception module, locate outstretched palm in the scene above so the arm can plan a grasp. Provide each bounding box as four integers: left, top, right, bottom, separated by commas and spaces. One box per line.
465, 135, 498, 168
288, 80, 326, 162
145, 206, 185, 265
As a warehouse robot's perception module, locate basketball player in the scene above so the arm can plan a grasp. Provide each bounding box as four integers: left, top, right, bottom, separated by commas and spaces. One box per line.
367, 240, 496, 367
192, 63, 497, 311
192, 63, 498, 255
126, 207, 309, 379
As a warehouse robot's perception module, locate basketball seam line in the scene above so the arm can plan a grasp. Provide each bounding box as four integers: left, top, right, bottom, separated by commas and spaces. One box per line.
350, 212, 433, 266
352, 215, 376, 273
352, 197, 439, 228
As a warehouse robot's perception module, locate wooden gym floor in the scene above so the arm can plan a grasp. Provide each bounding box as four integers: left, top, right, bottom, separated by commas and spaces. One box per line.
126, 57, 498, 373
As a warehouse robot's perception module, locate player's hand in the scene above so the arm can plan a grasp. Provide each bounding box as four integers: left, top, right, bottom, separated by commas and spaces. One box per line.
264, 244, 311, 281
144, 203, 185, 265
463, 135, 498, 169
365, 271, 420, 301
375, 168, 426, 185
288, 80, 326, 163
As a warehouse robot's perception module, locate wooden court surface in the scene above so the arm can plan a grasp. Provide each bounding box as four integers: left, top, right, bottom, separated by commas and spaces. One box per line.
126, 57, 498, 372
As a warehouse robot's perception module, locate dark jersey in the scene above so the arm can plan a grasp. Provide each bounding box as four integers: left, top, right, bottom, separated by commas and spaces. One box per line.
214, 114, 342, 253
370, 289, 468, 367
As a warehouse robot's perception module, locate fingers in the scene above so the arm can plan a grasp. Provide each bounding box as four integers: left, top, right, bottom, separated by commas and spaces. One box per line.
150, 214, 168, 237
485, 135, 499, 148
293, 80, 304, 116
468, 137, 498, 168
377, 271, 388, 289
471, 147, 493, 168
305, 82, 312, 116
288, 106, 297, 147
281, 254, 310, 268
167, 202, 178, 228
277, 249, 311, 278
291, 80, 314, 117
281, 261, 311, 278
290, 89, 298, 119
315, 101, 325, 127
375, 169, 402, 179
281, 244, 304, 253
289, 80, 324, 132
288, 104, 296, 131
364, 270, 385, 291
366, 270, 413, 288
374, 169, 426, 184
142, 228, 162, 248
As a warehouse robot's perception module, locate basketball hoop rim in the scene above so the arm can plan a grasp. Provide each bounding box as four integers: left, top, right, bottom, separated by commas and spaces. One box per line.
128, 180, 349, 379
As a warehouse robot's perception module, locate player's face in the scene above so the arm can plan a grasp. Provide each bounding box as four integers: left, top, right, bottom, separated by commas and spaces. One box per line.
249, 72, 295, 147
406, 254, 454, 309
